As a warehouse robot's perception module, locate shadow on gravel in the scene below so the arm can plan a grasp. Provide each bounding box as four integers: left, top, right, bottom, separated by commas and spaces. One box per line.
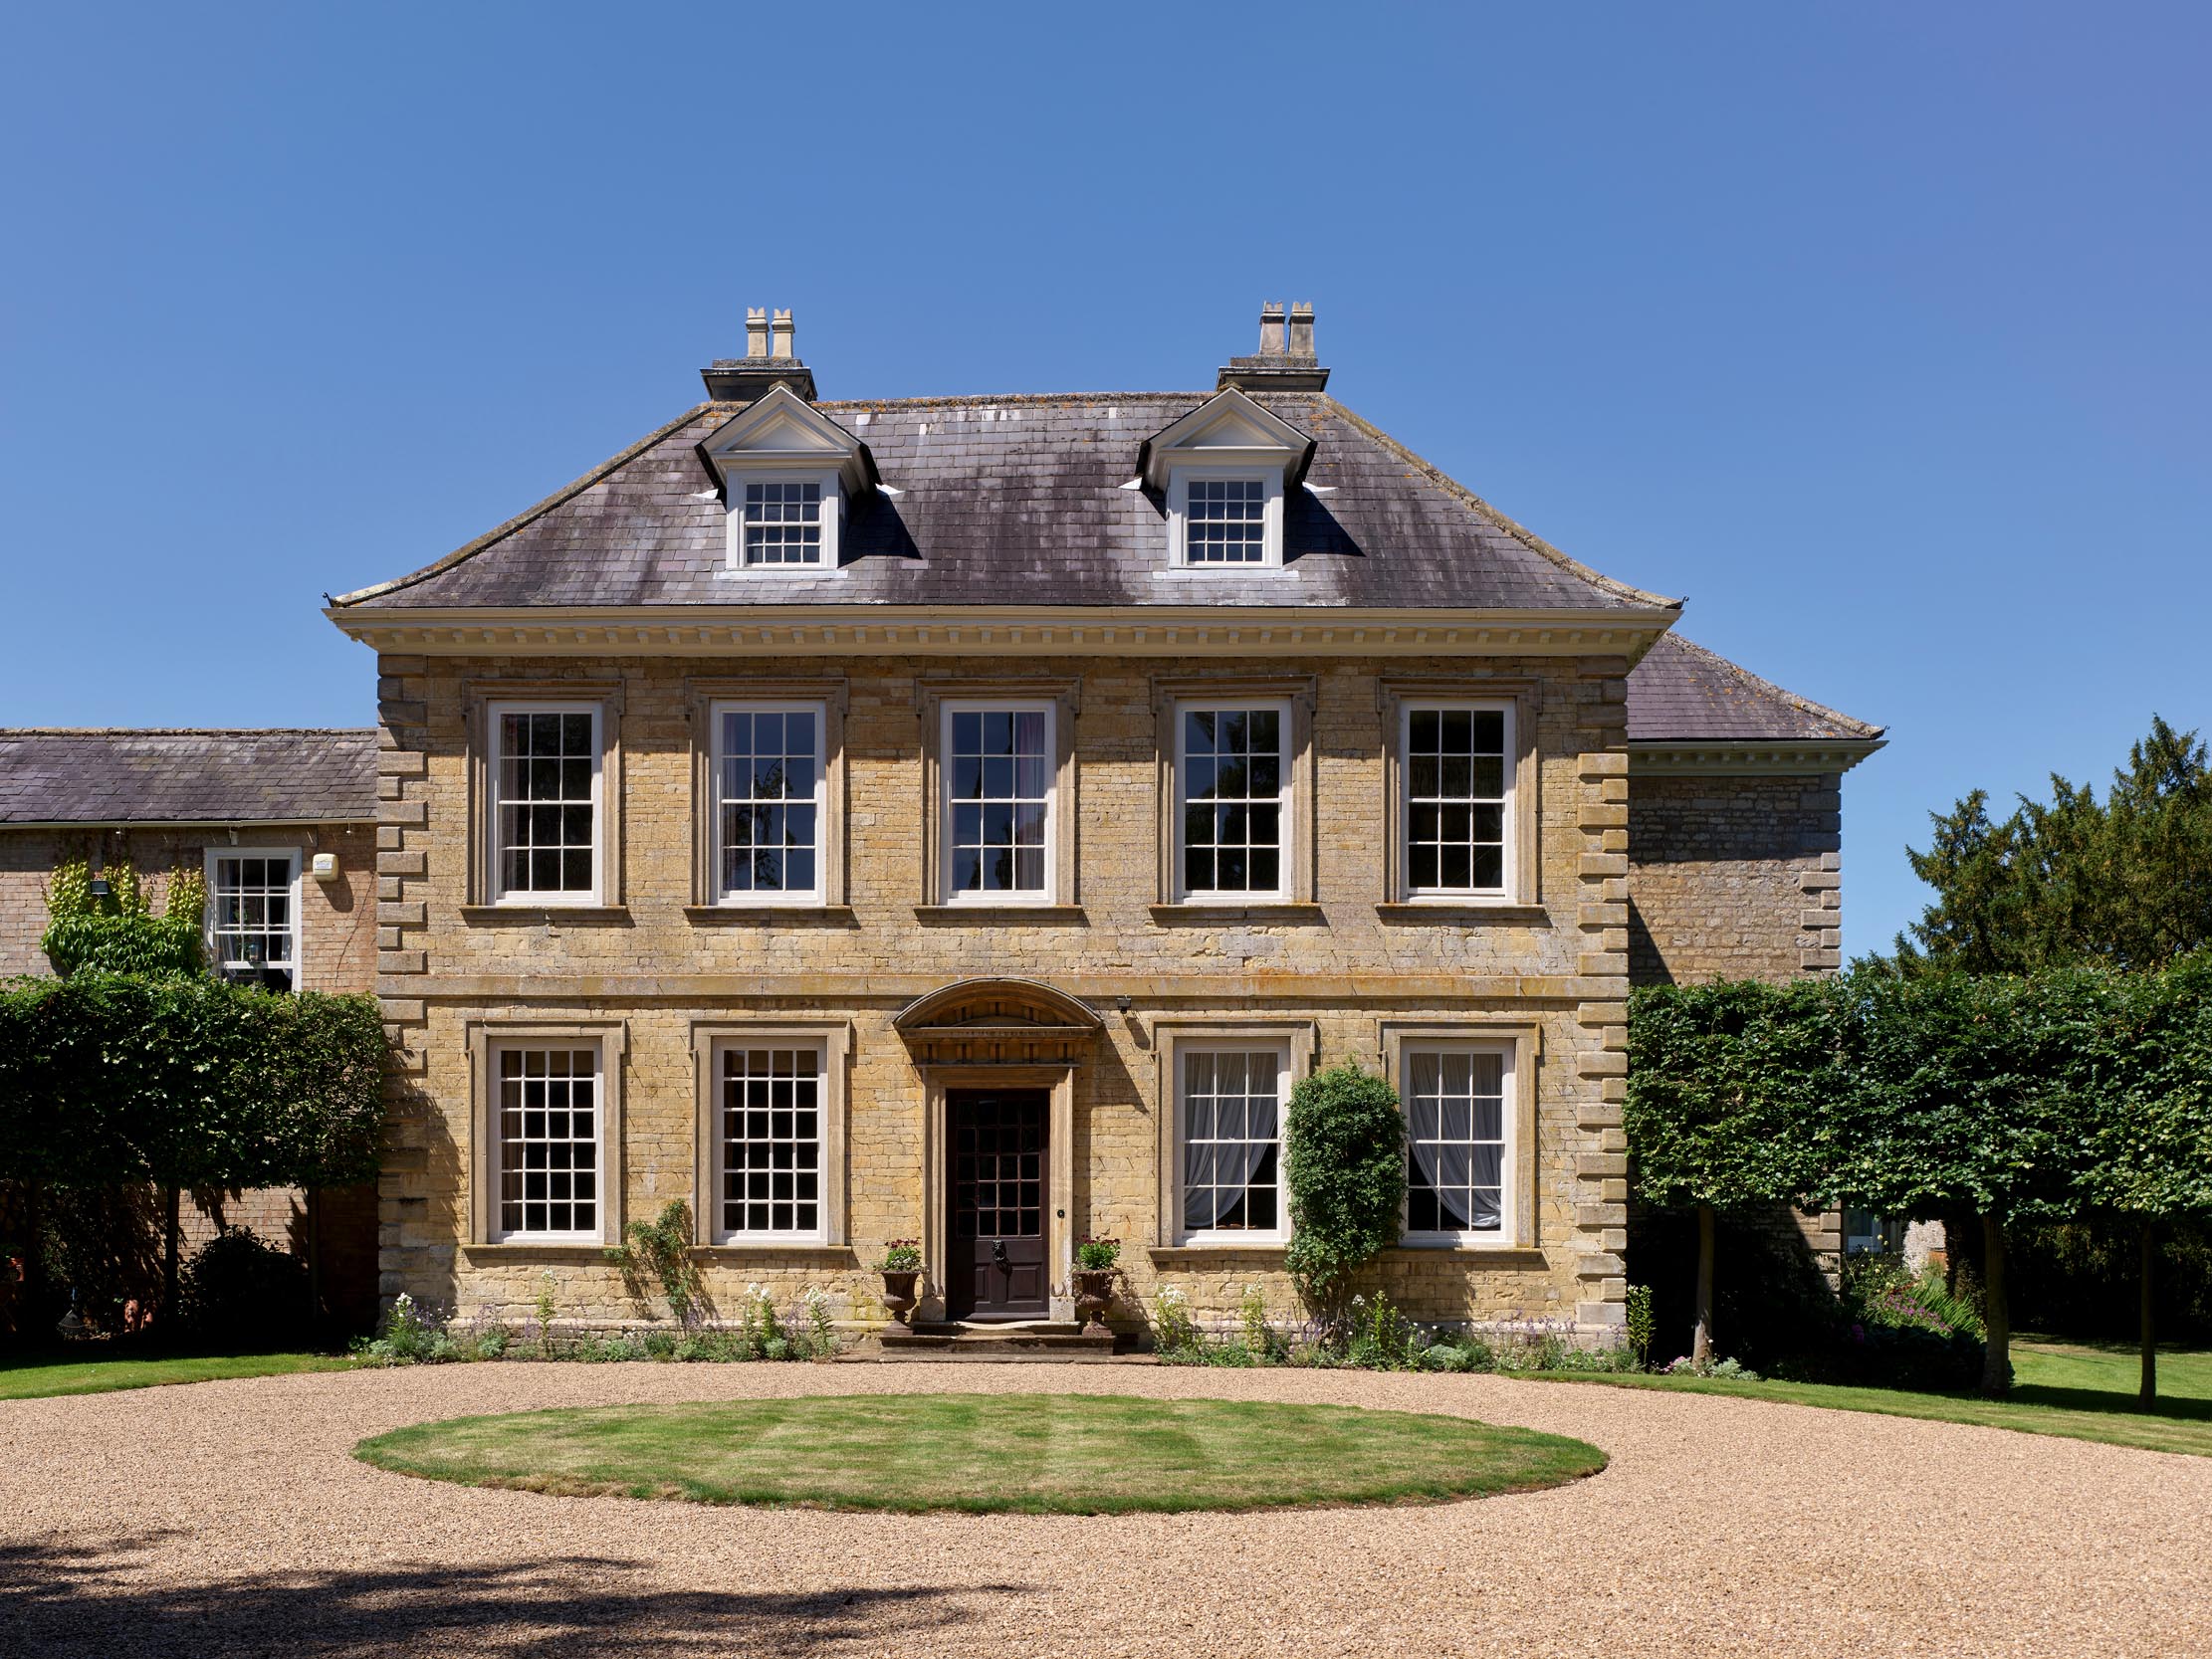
0, 1535, 1026, 1656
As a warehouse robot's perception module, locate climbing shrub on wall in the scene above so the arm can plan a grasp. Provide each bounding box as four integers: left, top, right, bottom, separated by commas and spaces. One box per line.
1284, 1060, 1406, 1309
39, 859, 204, 979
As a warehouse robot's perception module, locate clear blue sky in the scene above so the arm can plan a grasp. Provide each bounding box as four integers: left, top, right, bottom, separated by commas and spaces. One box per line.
2, 3, 2205, 958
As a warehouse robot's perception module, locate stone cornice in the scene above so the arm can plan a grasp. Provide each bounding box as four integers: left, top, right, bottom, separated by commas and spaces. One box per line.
1628, 738, 1885, 777
376, 971, 1596, 1003
325, 603, 1678, 659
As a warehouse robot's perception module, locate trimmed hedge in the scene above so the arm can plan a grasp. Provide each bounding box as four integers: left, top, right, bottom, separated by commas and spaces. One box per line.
0, 975, 387, 1190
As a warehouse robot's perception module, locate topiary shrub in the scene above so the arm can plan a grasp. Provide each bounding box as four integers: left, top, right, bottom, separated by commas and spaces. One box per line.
179, 1226, 311, 1347
1284, 1060, 1406, 1316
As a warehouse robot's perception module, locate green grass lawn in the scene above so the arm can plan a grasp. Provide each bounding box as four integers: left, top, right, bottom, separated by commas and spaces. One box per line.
0, 1349, 353, 1401
355, 1392, 1607, 1515
1538, 1338, 2212, 1458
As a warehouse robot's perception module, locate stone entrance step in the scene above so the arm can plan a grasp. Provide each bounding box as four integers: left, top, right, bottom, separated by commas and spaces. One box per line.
867, 1321, 1129, 1362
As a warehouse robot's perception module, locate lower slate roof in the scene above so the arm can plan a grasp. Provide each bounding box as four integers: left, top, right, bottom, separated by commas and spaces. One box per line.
0, 729, 378, 825
332, 392, 1677, 614
1627, 635, 1882, 744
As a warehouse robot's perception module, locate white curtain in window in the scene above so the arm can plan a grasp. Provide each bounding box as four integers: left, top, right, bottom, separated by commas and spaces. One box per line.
1408, 1050, 1504, 1229
1182, 1050, 1278, 1230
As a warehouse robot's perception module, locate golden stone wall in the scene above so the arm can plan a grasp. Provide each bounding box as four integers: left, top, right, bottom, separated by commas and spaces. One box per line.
372, 651, 1636, 1335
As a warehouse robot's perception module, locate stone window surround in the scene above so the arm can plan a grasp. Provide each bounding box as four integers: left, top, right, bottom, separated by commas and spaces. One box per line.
1377, 1019, 1542, 1252
464, 1018, 628, 1249
1375, 676, 1543, 912
688, 1019, 852, 1250
1151, 674, 1317, 910
1149, 1017, 1318, 1250
460, 678, 626, 915
914, 678, 1081, 913
685, 676, 850, 912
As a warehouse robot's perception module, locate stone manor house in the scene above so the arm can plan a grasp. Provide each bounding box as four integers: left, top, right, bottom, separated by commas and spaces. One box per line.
0, 305, 1882, 1339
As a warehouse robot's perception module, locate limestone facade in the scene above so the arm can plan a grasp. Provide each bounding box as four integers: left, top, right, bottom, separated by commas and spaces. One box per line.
371, 650, 1638, 1335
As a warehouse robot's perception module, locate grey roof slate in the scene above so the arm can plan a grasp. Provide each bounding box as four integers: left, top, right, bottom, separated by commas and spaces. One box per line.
1627, 635, 1882, 744
0, 729, 378, 825
334, 392, 1676, 613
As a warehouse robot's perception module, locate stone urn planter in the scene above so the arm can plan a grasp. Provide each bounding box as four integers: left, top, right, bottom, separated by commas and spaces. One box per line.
879, 1271, 922, 1326
877, 1242, 924, 1326
1070, 1237, 1122, 1333
1071, 1269, 1117, 1333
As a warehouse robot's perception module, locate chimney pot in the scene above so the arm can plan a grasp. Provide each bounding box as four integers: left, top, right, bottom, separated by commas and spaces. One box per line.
745, 307, 770, 360
1257, 301, 1286, 355
771, 309, 795, 361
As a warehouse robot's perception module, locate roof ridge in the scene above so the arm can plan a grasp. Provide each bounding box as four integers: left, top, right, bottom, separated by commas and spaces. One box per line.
0, 726, 377, 738
1659, 635, 1885, 739
813, 391, 1212, 410
328, 404, 715, 608
1318, 397, 1682, 613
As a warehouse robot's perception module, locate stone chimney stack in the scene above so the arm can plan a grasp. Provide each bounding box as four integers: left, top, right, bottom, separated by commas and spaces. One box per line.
703, 305, 818, 402
1218, 298, 1329, 392
1257, 301, 1286, 355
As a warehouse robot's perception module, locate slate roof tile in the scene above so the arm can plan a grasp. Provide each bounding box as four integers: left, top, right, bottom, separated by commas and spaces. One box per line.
333, 393, 1677, 614
0, 730, 378, 824
1627, 635, 1882, 744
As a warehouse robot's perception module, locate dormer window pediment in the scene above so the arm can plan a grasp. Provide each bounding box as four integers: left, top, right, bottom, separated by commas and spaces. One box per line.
698, 385, 877, 570
1137, 389, 1314, 570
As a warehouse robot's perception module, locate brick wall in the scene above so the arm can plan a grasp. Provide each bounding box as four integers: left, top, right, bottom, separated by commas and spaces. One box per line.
0, 822, 378, 990
374, 651, 1636, 1335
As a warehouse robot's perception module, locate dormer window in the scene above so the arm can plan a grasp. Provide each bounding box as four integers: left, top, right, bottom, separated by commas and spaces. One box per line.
1138, 388, 1313, 572
697, 383, 876, 576
1172, 472, 1282, 567
742, 479, 829, 566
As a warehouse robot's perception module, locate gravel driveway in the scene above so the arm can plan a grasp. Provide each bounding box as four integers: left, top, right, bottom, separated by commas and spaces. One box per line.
3, 1360, 2207, 1657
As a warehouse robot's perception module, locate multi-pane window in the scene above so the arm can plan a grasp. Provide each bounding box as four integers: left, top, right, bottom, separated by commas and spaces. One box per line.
493, 707, 599, 900
1180, 1047, 1286, 1239
1404, 704, 1510, 895
207, 852, 298, 991
1184, 477, 1267, 563
1179, 705, 1286, 898
1404, 1046, 1508, 1237
715, 705, 821, 901
718, 1045, 822, 1240
944, 705, 1051, 899
495, 1047, 600, 1240
743, 481, 824, 565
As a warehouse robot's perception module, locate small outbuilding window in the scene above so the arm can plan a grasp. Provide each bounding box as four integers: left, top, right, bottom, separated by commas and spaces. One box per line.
205, 848, 301, 991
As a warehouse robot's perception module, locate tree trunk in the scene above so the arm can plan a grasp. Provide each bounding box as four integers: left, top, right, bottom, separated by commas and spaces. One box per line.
2139, 1218, 2158, 1411
306, 1187, 325, 1336
1690, 1203, 1716, 1364
1979, 1211, 2012, 1397
162, 1183, 181, 1331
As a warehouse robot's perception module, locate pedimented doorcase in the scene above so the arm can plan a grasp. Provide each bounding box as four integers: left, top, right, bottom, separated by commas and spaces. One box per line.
893, 978, 1103, 1323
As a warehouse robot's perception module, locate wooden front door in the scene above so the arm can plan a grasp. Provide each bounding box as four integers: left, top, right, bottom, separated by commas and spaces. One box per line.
947, 1089, 1049, 1321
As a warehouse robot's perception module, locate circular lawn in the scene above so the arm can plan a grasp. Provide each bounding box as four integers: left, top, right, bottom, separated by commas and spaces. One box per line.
353, 1390, 1605, 1515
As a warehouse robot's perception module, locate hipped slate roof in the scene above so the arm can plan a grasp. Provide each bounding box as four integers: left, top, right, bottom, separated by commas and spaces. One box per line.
1627, 635, 1882, 744
332, 392, 1676, 613
0, 729, 378, 825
